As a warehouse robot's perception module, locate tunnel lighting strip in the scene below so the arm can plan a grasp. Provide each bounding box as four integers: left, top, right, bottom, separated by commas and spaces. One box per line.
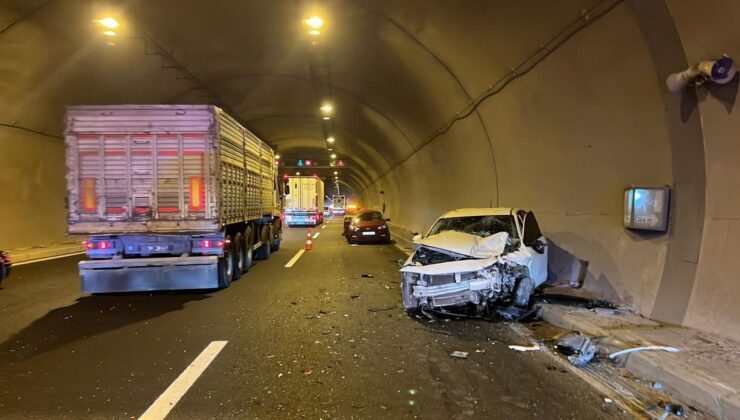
139, 341, 228, 420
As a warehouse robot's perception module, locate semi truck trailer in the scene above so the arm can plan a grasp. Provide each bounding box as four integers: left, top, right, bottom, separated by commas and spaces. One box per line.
283, 176, 324, 226
65, 105, 282, 293
332, 195, 346, 215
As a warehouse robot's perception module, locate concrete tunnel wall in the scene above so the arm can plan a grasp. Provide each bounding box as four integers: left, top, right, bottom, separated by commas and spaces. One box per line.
0, 0, 738, 340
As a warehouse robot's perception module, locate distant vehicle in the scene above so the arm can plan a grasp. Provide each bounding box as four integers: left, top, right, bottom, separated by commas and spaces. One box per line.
0, 250, 11, 284
283, 176, 325, 227
65, 105, 282, 293
332, 195, 346, 215
323, 206, 333, 217
346, 209, 391, 244
400, 208, 548, 318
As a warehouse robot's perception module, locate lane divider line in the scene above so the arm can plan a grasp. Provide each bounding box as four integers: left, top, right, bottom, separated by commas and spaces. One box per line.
312, 232, 320, 239
321, 225, 326, 229
139, 340, 228, 420
284, 249, 306, 268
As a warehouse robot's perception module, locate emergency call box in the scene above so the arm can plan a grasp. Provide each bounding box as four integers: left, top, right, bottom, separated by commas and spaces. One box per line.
623, 187, 670, 232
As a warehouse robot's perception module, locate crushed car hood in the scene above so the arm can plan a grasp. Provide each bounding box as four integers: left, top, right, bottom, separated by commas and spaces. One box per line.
415, 231, 509, 258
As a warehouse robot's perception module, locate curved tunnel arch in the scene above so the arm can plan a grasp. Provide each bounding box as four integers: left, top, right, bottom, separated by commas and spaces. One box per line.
0, 0, 737, 341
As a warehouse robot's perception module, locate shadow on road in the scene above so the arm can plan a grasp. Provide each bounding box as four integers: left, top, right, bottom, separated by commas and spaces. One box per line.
0, 291, 211, 362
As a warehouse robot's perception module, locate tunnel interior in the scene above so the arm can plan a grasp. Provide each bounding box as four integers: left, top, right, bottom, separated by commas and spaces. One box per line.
1, 0, 740, 341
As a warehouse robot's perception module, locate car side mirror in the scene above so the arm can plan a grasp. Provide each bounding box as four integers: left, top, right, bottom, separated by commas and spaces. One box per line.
412, 234, 422, 242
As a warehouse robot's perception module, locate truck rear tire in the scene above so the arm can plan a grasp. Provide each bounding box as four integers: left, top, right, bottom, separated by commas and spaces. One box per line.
271, 221, 282, 252
233, 232, 246, 280
218, 234, 235, 288
243, 226, 254, 272
255, 225, 272, 260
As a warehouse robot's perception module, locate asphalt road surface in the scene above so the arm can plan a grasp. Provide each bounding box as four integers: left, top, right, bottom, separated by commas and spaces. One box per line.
0, 219, 628, 419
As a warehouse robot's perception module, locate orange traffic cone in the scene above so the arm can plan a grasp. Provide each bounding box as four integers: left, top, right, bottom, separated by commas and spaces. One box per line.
305, 229, 314, 250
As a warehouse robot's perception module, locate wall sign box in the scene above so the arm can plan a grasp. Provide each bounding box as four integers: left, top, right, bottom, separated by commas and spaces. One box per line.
623, 187, 670, 232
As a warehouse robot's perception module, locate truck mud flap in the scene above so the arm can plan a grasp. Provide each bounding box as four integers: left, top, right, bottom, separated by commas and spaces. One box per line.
79, 256, 219, 293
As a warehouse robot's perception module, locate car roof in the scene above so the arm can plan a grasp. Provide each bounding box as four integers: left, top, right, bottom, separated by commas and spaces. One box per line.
438, 208, 516, 219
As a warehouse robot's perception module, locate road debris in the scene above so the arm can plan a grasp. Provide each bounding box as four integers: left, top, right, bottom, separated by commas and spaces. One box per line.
608, 346, 679, 360
361, 273, 374, 278
508, 344, 541, 352
556, 333, 599, 367
604, 398, 613, 404
450, 351, 469, 359
302, 370, 313, 376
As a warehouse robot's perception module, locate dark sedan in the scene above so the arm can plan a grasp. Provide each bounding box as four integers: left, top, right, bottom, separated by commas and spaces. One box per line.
346, 210, 391, 244
0, 250, 11, 284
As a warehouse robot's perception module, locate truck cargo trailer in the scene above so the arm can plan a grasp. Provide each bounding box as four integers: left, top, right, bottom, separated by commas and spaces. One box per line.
65, 105, 282, 293
283, 176, 324, 226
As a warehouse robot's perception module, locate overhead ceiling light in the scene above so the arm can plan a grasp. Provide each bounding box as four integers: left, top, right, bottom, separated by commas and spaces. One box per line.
320, 104, 333, 113
330, 153, 337, 159
295, 171, 301, 176
102, 30, 117, 36
309, 30, 320, 36
326, 136, 335, 143
96, 17, 119, 29
322, 116, 331, 120
274, 154, 281, 160
333, 171, 338, 175
305, 16, 324, 29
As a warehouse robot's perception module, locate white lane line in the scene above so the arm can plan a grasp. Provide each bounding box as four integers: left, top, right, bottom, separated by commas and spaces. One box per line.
321, 225, 326, 229
139, 340, 228, 420
313, 232, 320, 239
13, 251, 86, 267
284, 249, 306, 268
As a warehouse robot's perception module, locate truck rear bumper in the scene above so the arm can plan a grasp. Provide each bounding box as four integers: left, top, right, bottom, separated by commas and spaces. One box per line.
79, 256, 219, 293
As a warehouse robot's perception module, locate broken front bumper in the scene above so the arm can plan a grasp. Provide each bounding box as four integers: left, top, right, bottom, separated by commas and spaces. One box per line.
79, 256, 219, 293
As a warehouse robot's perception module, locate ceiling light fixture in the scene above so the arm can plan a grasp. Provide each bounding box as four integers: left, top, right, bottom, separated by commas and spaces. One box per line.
320, 104, 333, 113
326, 136, 335, 143
330, 153, 337, 159
96, 17, 119, 29
305, 16, 324, 29
309, 30, 320, 36
322, 116, 331, 120
102, 30, 117, 36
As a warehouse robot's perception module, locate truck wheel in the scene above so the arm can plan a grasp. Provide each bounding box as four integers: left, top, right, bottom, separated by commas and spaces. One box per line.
514, 276, 535, 308
218, 234, 235, 288
255, 225, 272, 260
233, 232, 246, 280
271, 220, 282, 252
243, 226, 254, 272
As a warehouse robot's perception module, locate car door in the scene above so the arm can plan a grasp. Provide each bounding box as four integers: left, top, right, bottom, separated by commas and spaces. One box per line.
520, 211, 548, 284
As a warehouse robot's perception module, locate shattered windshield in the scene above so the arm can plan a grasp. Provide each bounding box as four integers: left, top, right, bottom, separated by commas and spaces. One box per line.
427, 215, 517, 238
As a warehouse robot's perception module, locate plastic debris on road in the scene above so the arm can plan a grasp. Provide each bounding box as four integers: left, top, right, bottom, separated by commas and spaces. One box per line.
450, 351, 469, 359
556, 333, 599, 367
508, 344, 541, 352
608, 346, 679, 360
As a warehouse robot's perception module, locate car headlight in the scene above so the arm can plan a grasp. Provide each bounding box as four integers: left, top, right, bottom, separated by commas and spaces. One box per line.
351, 225, 359, 231
378, 225, 387, 229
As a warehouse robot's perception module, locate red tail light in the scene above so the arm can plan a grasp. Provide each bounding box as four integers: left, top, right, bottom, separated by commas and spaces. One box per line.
203, 240, 212, 248
85, 241, 94, 250
98, 241, 111, 250
217, 240, 225, 248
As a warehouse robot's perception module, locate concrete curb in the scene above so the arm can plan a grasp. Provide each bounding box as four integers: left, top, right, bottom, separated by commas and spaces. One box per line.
538, 303, 739, 419
8, 244, 85, 264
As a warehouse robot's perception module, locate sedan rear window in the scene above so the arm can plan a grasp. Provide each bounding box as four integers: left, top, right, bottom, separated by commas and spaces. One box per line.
427, 215, 517, 238
357, 211, 384, 222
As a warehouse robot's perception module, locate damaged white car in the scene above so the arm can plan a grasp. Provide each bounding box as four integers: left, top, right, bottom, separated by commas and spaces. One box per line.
400, 208, 548, 317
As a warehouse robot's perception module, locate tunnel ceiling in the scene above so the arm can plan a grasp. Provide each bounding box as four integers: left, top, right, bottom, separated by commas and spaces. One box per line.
2, 0, 604, 194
